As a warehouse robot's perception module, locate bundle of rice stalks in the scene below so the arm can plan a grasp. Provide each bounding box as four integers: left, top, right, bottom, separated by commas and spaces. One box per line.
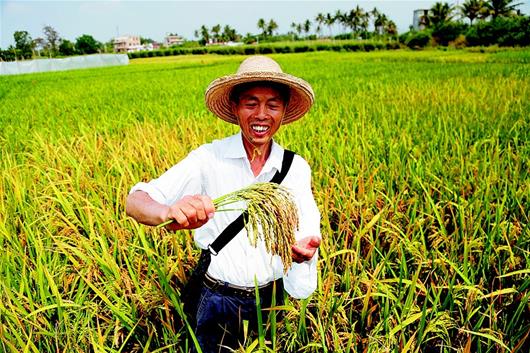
215, 182, 299, 271
160, 182, 299, 271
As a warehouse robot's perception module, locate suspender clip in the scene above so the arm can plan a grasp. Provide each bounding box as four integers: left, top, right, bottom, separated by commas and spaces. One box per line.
208, 244, 218, 256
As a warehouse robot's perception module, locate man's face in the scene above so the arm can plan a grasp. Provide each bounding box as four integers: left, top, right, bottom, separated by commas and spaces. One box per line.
232, 85, 286, 151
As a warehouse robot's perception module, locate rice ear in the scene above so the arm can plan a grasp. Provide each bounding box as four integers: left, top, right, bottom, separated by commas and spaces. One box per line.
213, 182, 299, 272
159, 182, 299, 272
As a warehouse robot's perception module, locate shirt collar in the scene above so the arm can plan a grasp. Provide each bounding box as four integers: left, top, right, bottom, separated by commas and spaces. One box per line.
223, 131, 284, 174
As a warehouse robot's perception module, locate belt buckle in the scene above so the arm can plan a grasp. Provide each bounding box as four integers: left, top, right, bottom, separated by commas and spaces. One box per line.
240, 287, 255, 298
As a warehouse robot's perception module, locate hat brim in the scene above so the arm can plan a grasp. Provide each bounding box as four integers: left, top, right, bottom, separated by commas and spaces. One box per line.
205, 71, 314, 125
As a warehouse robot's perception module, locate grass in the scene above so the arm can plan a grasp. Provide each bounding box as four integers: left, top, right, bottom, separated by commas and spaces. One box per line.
0, 49, 529, 352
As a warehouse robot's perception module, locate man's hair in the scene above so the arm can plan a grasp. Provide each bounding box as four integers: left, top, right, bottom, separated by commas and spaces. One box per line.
229, 81, 290, 105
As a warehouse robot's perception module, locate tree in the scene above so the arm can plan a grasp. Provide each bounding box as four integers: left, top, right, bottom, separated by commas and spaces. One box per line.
384, 20, 398, 37
43, 25, 60, 57
371, 7, 381, 32
199, 25, 210, 45
290, 22, 297, 40
485, 0, 523, 19
267, 19, 278, 37
33, 37, 46, 57
222, 25, 238, 42
427, 2, 455, 27
0, 46, 17, 61
140, 37, 154, 45
325, 12, 335, 37
59, 39, 76, 56
102, 39, 114, 53
303, 19, 312, 35
211, 24, 221, 43
374, 13, 389, 35
460, 0, 487, 24
347, 6, 366, 34
335, 10, 346, 33
257, 18, 267, 38
75, 34, 100, 54
358, 7, 370, 33
315, 13, 325, 37
13, 30, 33, 59
296, 23, 303, 36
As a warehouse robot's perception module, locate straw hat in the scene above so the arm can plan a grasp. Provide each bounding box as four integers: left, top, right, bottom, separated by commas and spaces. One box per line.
205, 56, 314, 125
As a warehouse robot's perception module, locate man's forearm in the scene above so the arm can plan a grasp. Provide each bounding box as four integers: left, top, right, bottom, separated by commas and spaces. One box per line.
126, 191, 168, 226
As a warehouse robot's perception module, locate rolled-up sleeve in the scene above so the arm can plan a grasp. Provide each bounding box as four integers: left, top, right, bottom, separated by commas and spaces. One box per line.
283, 158, 321, 299
129, 148, 205, 206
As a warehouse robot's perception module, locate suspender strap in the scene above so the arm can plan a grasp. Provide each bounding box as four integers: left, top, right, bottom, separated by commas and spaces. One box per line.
208, 149, 295, 255
269, 150, 295, 184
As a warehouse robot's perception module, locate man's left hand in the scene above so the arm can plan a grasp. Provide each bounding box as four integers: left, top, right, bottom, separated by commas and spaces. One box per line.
292, 236, 321, 263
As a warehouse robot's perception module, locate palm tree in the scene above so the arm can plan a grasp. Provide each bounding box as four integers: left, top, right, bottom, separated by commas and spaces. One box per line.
460, 0, 487, 24
222, 25, 238, 42
334, 10, 346, 34
485, 0, 523, 19
199, 25, 210, 45
267, 19, 278, 37
303, 19, 312, 36
325, 12, 335, 38
370, 7, 381, 32
257, 18, 266, 38
211, 24, 221, 43
315, 13, 325, 37
428, 2, 455, 27
374, 13, 388, 35
290, 22, 297, 40
384, 20, 398, 37
296, 23, 303, 37
347, 6, 365, 35
359, 9, 370, 33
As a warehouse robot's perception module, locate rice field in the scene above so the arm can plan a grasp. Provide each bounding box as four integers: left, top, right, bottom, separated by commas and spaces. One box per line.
0, 49, 529, 352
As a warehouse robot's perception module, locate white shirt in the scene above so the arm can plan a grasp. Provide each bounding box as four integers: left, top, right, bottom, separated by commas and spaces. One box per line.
130, 132, 321, 299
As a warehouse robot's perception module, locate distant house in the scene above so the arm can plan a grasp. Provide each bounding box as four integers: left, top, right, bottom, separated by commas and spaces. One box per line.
413, 9, 429, 31
164, 35, 184, 47
113, 35, 141, 53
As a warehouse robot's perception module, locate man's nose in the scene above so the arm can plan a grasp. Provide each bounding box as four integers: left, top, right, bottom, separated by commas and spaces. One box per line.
255, 104, 268, 119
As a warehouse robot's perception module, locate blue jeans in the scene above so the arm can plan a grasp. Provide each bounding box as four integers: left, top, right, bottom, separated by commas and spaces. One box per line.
192, 282, 284, 353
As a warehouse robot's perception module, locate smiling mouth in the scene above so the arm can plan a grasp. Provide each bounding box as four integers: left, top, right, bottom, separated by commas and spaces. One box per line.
251, 125, 270, 133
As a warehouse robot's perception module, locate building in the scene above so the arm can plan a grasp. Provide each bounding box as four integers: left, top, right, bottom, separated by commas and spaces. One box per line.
113, 35, 141, 53
164, 35, 185, 47
413, 9, 429, 31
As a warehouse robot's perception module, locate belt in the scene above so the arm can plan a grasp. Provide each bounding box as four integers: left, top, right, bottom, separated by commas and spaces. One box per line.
203, 272, 282, 298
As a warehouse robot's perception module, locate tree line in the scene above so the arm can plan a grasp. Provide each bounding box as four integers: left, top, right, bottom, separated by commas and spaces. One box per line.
193, 6, 398, 45
0, 25, 108, 62
401, 0, 528, 48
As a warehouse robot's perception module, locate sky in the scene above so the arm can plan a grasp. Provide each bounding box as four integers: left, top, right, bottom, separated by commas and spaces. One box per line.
1, 0, 529, 49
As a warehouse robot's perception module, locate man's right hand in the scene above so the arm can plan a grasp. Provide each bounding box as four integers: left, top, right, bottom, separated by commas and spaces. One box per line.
165, 195, 215, 231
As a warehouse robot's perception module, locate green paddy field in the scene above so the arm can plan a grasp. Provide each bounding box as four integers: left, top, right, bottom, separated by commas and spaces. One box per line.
0, 49, 529, 352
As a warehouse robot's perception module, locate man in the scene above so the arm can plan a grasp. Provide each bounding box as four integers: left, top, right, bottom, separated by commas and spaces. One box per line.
126, 55, 321, 352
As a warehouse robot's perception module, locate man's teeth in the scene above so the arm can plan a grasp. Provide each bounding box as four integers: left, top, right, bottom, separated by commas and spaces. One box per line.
252, 126, 269, 132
